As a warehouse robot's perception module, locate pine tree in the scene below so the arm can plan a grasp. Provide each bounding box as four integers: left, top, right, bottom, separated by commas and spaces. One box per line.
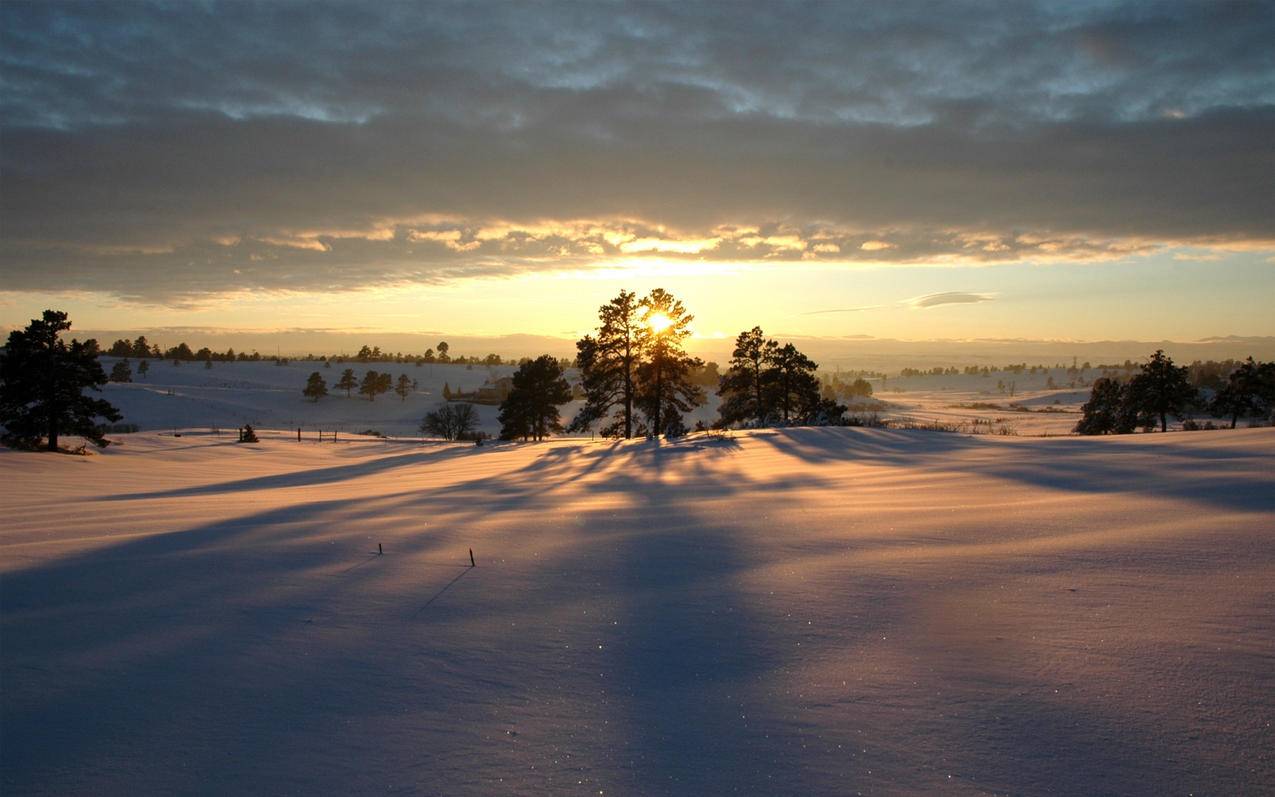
110, 359, 133, 383
767, 343, 821, 425
359, 370, 391, 401
718, 327, 777, 426
634, 289, 704, 437
394, 373, 412, 402
303, 371, 328, 402
1075, 377, 1135, 434
137, 360, 150, 379
1210, 357, 1274, 428
336, 368, 357, 397
0, 310, 121, 451
499, 355, 572, 441
1125, 350, 1197, 432
568, 290, 642, 437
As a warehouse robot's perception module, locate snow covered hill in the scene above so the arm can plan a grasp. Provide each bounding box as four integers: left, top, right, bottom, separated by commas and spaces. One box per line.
96, 358, 723, 437
3, 427, 1273, 794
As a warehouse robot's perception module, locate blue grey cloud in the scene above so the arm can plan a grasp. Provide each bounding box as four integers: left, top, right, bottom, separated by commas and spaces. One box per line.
1, 1, 1272, 300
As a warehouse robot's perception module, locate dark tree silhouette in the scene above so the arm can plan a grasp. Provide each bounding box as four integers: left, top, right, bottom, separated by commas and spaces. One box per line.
569, 290, 642, 438
110, 359, 133, 383
303, 371, 328, 402
421, 403, 478, 440
1075, 377, 1137, 434
499, 355, 572, 441
394, 373, 413, 402
437, 341, 450, 363
767, 343, 821, 425
718, 326, 777, 426
335, 368, 357, 397
137, 360, 150, 379
1126, 350, 1197, 432
359, 370, 391, 401
634, 289, 703, 437
1210, 357, 1274, 428
0, 310, 121, 451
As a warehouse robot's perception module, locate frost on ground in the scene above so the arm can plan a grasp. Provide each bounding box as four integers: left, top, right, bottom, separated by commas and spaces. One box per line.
2, 428, 1273, 795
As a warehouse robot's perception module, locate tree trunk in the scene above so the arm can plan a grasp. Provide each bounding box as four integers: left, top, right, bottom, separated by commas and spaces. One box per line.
1231, 412, 1238, 429
1160, 412, 1167, 432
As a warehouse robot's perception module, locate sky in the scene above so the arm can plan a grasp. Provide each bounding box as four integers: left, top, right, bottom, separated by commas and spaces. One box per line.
2, 0, 1274, 349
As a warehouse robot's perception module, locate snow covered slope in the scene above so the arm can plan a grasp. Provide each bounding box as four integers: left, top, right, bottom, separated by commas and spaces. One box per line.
96, 358, 722, 436
3, 428, 1273, 794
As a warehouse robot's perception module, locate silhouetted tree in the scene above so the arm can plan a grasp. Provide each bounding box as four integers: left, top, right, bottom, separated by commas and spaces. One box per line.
0, 310, 121, 451
137, 360, 150, 379
1210, 357, 1274, 428
634, 289, 704, 436
436, 341, 450, 363
359, 370, 391, 401
1125, 350, 1197, 432
420, 403, 478, 440
499, 355, 572, 441
1075, 377, 1137, 434
131, 336, 151, 358
336, 368, 357, 397
394, 373, 413, 402
108, 339, 132, 357
718, 327, 777, 426
110, 359, 133, 383
303, 371, 328, 402
569, 289, 642, 437
767, 343, 821, 424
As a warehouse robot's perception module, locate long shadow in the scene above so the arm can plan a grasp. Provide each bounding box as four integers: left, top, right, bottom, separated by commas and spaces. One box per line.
101, 443, 478, 500
755, 427, 1275, 513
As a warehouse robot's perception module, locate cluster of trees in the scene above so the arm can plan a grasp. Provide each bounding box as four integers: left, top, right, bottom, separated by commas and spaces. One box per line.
1076, 351, 1275, 434
567, 289, 705, 438
312, 369, 417, 402
1, 311, 121, 451
498, 355, 572, 441
717, 327, 847, 427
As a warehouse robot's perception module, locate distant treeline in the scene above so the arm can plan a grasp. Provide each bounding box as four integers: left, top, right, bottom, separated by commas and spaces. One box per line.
104, 336, 575, 368
899, 358, 1258, 390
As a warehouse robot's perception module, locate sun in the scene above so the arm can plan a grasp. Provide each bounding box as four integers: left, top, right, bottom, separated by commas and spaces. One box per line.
645, 312, 673, 334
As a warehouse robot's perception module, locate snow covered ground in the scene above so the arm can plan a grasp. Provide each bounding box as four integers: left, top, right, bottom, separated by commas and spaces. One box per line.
3, 427, 1273, 794
96, 358, 723, 437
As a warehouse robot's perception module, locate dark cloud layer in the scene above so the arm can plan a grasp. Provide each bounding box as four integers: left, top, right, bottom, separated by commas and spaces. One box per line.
2, 1, 1273, 300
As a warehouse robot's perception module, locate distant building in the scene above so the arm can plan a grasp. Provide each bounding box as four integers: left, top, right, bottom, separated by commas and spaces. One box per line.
445, 376, 513, 405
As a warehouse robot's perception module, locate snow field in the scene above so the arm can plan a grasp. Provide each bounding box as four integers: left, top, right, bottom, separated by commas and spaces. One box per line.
2, 427, 1273, 794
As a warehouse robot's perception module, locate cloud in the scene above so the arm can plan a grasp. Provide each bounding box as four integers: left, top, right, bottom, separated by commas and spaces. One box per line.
1, 1, 1272, 302
905, 292, 996, 309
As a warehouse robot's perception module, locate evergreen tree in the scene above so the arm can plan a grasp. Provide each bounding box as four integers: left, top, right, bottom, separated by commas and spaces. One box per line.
359, 370, 391, 401
394, 373, 413, 402
336, 368, 357, 397
437, 341, 450, 363
0, 310, 121, 451
1125, 350, 1197, 432
131, 336, 151, 358
1210, 357, 1274, 428
718, 327, 777, 426
767, 343, 821, 425
634, 289, 704, 436
1075, 377, 1136, 434
499, 355, 572, 441
108, 339, 132, 357
110, 359, 133, 383
137, 360, 150, 379
568, 290, 642, 437
303, 371, 328, 402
